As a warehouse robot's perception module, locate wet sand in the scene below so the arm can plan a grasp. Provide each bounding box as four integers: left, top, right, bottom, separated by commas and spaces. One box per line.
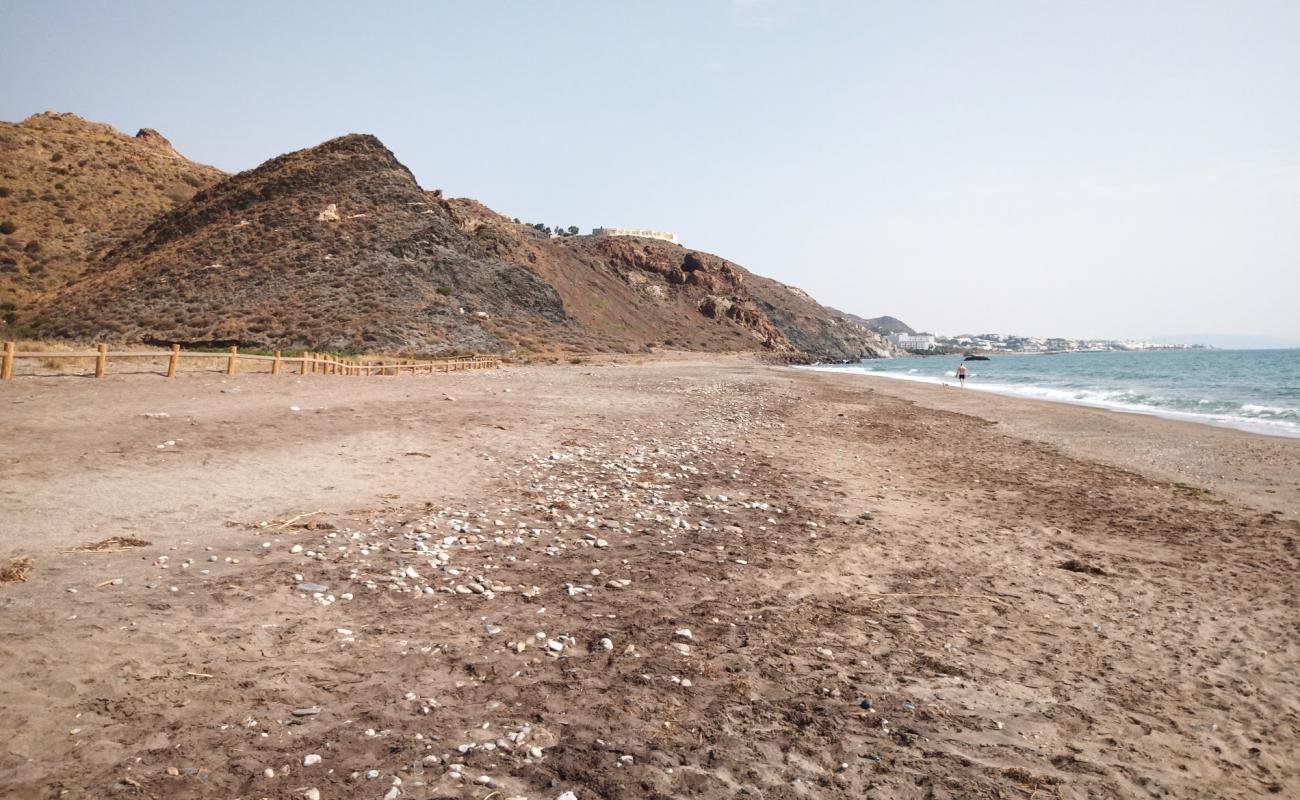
1, 359, 1297, 799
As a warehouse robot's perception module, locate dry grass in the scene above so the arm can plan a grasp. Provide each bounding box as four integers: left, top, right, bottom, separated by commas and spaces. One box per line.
1, 556, 34, 583
67, 536, 152, 553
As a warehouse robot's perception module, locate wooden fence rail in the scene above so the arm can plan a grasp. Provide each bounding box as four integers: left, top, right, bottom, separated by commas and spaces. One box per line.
0, 341, 498, 381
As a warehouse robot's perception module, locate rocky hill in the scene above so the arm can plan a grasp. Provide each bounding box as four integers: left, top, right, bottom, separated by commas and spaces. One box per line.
30, 135, 572, 353
446, 200, 798, 354
0, 112, 225, 323
28, 119, 896, 360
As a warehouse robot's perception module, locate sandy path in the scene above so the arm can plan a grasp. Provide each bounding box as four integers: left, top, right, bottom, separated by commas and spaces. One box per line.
1, 360, 1297, 799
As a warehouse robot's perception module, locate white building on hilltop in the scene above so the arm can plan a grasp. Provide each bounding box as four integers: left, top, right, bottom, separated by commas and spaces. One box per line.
592, 227, 680, 245
891, 333, 937, 350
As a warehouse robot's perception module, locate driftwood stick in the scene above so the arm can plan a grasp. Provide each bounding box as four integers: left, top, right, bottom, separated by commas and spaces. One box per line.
861, 592, 1014, 608
275, 510, 324, 529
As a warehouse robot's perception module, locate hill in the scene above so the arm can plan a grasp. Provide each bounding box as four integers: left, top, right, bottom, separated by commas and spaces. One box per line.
0, 112, 225, 323
846, 314, 915, 336
29, 122, 896, 360
30, 135, 572, 353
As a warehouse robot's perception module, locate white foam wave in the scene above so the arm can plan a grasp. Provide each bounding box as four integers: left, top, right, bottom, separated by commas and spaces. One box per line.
803, 365, 1300, 438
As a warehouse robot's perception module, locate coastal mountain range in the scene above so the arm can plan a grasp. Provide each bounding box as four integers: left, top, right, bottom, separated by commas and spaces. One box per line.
1, 112, 898, 360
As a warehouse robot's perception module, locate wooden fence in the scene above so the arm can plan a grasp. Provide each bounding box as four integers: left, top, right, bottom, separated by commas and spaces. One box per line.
0, 342, 497, 381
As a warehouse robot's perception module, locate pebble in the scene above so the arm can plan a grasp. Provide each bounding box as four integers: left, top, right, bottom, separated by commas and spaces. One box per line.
303, 753, 321, 766
303, 790, 320, 800
262, 767, 275, 778
290, 544, 304, 554
296, 583, 329, 593
292, 707, 321, 717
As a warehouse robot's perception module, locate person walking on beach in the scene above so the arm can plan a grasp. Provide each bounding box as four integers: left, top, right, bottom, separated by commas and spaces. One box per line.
957, 362, 967, 387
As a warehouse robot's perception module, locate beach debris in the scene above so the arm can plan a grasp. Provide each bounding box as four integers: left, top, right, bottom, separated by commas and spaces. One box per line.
66, 536, 152, 553
1058, 558, 1107, 576
0, 556, 34, 583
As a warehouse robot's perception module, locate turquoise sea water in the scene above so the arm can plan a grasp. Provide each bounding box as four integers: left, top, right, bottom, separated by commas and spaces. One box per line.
811, 349, 1300, 438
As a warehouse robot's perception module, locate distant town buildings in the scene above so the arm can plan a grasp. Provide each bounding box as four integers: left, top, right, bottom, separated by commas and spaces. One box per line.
920, 332, 1204, 353
592, 227, 680, 245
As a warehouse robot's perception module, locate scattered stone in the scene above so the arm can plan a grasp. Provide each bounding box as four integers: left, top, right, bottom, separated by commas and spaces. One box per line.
303, 754, 321, 766
292, 707, 321, 717
296, 582, 329, 593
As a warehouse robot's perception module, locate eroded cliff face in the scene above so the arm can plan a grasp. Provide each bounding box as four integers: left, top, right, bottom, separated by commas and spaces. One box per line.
446, 199, 895, 360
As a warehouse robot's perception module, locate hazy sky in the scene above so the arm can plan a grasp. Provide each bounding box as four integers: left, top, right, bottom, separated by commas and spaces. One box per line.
4, 1, 1298, 341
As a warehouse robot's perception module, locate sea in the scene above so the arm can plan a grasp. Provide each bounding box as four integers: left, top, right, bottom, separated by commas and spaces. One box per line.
809, 349, 1300, 438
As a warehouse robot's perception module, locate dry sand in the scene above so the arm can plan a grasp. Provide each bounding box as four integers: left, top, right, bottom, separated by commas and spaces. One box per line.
1, 359, 1297, 799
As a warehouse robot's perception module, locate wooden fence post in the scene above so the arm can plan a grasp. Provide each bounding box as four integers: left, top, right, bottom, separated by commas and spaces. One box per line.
272, 350, 282, 375
227, 345, 237, 376
1, 341, 13, 381
95, 343, 107, 379
167, 344, 180, 378
300, 353, 309, 375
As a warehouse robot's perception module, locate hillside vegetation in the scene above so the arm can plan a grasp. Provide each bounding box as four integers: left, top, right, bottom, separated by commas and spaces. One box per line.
0, 112, 224, 321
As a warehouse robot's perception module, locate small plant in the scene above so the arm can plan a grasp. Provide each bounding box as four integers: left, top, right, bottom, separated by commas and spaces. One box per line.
436, 285, 454, 296
0, 221, 16, 235
0, 186, 10, 198
569, 356, 583, 365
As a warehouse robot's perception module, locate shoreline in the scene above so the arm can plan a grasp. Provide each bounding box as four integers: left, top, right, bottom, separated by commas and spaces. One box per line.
804, 364, 1300, 440
798, 366, 1300, 519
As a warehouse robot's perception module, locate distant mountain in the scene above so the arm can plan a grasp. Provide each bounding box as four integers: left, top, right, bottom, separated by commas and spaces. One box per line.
840, 313, 915, 336
23, 118, 897, 360
0, 112, 224, 317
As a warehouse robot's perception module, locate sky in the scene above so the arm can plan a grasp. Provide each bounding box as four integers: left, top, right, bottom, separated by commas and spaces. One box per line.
4, 0, 1298, 343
